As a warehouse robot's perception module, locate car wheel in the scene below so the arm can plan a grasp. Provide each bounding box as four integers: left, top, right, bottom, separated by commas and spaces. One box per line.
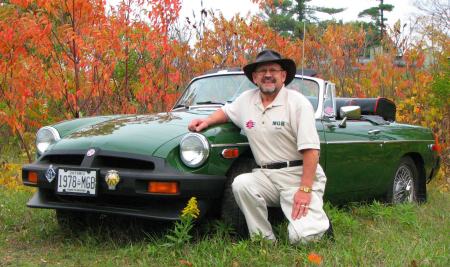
220, 158, 256, 237
388, 157, 419, 204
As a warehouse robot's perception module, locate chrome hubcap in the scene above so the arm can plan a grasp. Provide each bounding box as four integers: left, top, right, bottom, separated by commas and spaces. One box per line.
393, 165, 414, 203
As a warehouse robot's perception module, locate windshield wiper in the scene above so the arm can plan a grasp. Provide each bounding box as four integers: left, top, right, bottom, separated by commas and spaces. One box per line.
195, 101, 224, 105
172, 104, 189, 110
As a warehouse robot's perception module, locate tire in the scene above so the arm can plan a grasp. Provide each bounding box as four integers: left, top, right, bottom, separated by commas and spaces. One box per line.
220, 158, 257, 237
387, 157, 420, 204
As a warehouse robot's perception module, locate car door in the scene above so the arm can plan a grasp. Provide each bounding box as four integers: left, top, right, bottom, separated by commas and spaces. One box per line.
321, 119, 384, 203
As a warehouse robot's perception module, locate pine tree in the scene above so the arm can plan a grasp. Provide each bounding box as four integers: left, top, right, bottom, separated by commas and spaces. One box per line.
261, 0, 344, 38
358, 0, 394, 41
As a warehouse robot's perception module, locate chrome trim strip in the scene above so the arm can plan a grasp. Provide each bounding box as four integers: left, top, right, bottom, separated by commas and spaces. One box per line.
213, 140, 433, 147
39, 126, 61, 141
192, 71, 320, 84
211, 142, 250, 148
382, 140, 433, 143
325, 141, 383, 144
324, 140, 433, 145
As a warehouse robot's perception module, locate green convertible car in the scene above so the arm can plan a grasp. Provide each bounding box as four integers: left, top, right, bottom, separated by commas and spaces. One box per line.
22, 69, 441, 230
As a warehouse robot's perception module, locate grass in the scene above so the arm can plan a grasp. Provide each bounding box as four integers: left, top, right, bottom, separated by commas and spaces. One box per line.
0, 179, 449, 266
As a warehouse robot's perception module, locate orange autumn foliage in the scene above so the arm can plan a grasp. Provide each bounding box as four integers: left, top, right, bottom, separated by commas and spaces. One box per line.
193, 14, 303, 73
0, 0, 447, 177
0, 5, 51, 161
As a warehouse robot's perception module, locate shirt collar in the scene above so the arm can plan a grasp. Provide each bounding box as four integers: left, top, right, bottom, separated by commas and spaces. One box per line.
271, 86, 287, 107
254, 86, 287, 109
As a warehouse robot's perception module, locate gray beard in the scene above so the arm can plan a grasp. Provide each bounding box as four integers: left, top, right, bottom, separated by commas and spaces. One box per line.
259, 86, 277, 95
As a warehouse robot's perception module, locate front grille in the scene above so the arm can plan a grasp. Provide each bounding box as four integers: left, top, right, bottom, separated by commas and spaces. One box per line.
39, 154, 84, 165
38, 152, 156, 171
91, 156, 155, 170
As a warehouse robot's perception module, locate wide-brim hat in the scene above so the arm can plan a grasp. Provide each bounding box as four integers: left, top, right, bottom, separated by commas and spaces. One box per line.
243, 49, 297, 85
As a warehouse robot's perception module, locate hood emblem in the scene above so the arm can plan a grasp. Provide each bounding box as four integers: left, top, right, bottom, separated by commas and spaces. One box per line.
45, 164, 56, 183
105, 170, 120, 190
86, 149, 96, 157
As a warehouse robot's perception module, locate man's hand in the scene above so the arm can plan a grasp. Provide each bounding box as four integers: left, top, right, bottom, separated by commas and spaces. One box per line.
187, 109, 228, 132
291, 149, 319, 220
188, 119, 209, 132
291, 189, 312, 220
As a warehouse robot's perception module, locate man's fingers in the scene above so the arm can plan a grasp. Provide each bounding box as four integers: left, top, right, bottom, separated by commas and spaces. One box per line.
300, 205, 308, 217
292, 202, 303, 219
188, 121, 197, 131
292, 202, 309, 220
189, 120, 208, 132
291, 203, 298, 219
188, 120, 203, 132
195, 122, 204, 132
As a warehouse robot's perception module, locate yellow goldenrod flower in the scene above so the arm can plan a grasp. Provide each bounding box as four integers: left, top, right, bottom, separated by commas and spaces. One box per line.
181, 197, 200, 219
0, 163, 34, 192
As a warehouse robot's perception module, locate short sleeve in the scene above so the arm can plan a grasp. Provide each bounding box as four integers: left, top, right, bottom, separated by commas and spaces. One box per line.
221, 90, 252, 129
295, 96, 320, 151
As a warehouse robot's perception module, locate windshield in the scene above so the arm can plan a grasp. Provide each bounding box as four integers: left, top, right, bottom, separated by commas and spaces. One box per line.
175, 74, 319, 110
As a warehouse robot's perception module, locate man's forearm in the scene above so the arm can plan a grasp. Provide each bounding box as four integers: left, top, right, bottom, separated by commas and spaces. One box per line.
299, 149, 319, 188
205, 108, 228, 126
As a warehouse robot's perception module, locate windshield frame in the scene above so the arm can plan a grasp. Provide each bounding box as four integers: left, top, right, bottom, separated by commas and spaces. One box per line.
172, 71, 326, 119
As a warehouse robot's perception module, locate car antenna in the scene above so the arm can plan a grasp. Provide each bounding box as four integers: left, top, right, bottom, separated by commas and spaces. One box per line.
301, 20, 305, 80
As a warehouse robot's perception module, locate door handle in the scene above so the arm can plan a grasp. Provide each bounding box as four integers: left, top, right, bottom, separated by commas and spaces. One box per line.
368, 129, 381, 135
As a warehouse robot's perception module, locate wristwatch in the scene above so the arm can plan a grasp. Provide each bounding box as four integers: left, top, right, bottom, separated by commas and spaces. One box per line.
299, 186, 312, 193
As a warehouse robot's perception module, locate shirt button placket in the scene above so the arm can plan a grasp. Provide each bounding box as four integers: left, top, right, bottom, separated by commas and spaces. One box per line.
262, 110, 265, 125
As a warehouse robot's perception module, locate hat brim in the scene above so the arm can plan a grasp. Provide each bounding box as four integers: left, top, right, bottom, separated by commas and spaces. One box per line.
243, 58, 296, 86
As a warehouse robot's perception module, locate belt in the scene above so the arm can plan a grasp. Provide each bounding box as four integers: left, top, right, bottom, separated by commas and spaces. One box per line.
258, 160, 303, 169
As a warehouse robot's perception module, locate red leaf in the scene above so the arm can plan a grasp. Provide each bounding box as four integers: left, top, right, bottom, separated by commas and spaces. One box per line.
307, 252, 323, 265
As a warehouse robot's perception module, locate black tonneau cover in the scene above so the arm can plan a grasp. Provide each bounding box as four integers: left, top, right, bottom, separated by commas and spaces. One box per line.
336, 97, 396, 121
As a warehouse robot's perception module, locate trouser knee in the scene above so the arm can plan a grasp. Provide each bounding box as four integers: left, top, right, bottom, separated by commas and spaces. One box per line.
288, 224, 325, 244
231, 173, 253, 195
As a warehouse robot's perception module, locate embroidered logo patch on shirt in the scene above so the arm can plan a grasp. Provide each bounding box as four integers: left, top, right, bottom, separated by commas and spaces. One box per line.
246, 120, 255, 129
272, 120, 285, 127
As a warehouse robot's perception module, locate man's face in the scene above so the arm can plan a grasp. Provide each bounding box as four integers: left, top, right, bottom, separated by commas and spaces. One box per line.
252, 62, 286, 95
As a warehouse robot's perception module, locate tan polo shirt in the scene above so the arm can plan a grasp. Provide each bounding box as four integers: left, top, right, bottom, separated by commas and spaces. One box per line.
222, 86, 320, 166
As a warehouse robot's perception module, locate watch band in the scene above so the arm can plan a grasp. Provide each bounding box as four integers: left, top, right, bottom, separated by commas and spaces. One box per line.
299, 186, 312, 193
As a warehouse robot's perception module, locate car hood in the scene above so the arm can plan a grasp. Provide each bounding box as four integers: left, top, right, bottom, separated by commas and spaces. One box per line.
49, 111, 209, 156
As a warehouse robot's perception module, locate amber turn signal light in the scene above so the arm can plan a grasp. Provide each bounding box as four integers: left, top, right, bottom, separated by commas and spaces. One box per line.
148, 181, 179, 194
221, 148, 239, 159
28, 171, 38, 184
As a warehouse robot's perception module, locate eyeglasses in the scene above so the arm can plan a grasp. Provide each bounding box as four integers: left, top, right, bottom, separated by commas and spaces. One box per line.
254, 68, 285, 75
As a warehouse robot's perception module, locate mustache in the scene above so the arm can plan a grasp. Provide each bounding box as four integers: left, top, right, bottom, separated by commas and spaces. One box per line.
262, 77, 276, 83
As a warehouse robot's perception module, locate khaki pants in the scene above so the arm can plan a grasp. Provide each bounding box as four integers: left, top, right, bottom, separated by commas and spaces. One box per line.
232, 165, 329, 243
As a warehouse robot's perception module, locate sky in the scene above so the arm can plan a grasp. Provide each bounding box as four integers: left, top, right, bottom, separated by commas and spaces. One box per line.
105, 0, 422, 28
179, 0, 421, 26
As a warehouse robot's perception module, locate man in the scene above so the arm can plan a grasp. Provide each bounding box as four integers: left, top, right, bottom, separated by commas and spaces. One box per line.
188, 49, 330, 243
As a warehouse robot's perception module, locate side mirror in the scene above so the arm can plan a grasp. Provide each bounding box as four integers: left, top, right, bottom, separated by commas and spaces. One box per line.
340, 106, 361, 120
338, 106, 361, 128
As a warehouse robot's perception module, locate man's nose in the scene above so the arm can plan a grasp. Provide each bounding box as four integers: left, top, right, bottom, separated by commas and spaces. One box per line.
262, 70, 273, 76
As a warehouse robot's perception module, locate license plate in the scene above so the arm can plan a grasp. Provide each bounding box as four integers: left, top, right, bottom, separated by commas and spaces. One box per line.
56, 169, 97, 196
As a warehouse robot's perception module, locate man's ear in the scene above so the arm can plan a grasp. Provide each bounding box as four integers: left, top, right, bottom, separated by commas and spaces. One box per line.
252, 72, 257, 83
281, 71, 287, 83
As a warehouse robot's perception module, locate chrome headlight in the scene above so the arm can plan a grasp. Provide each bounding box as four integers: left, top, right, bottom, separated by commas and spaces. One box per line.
180, 133, 210, 168
36, 126, 61, 154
